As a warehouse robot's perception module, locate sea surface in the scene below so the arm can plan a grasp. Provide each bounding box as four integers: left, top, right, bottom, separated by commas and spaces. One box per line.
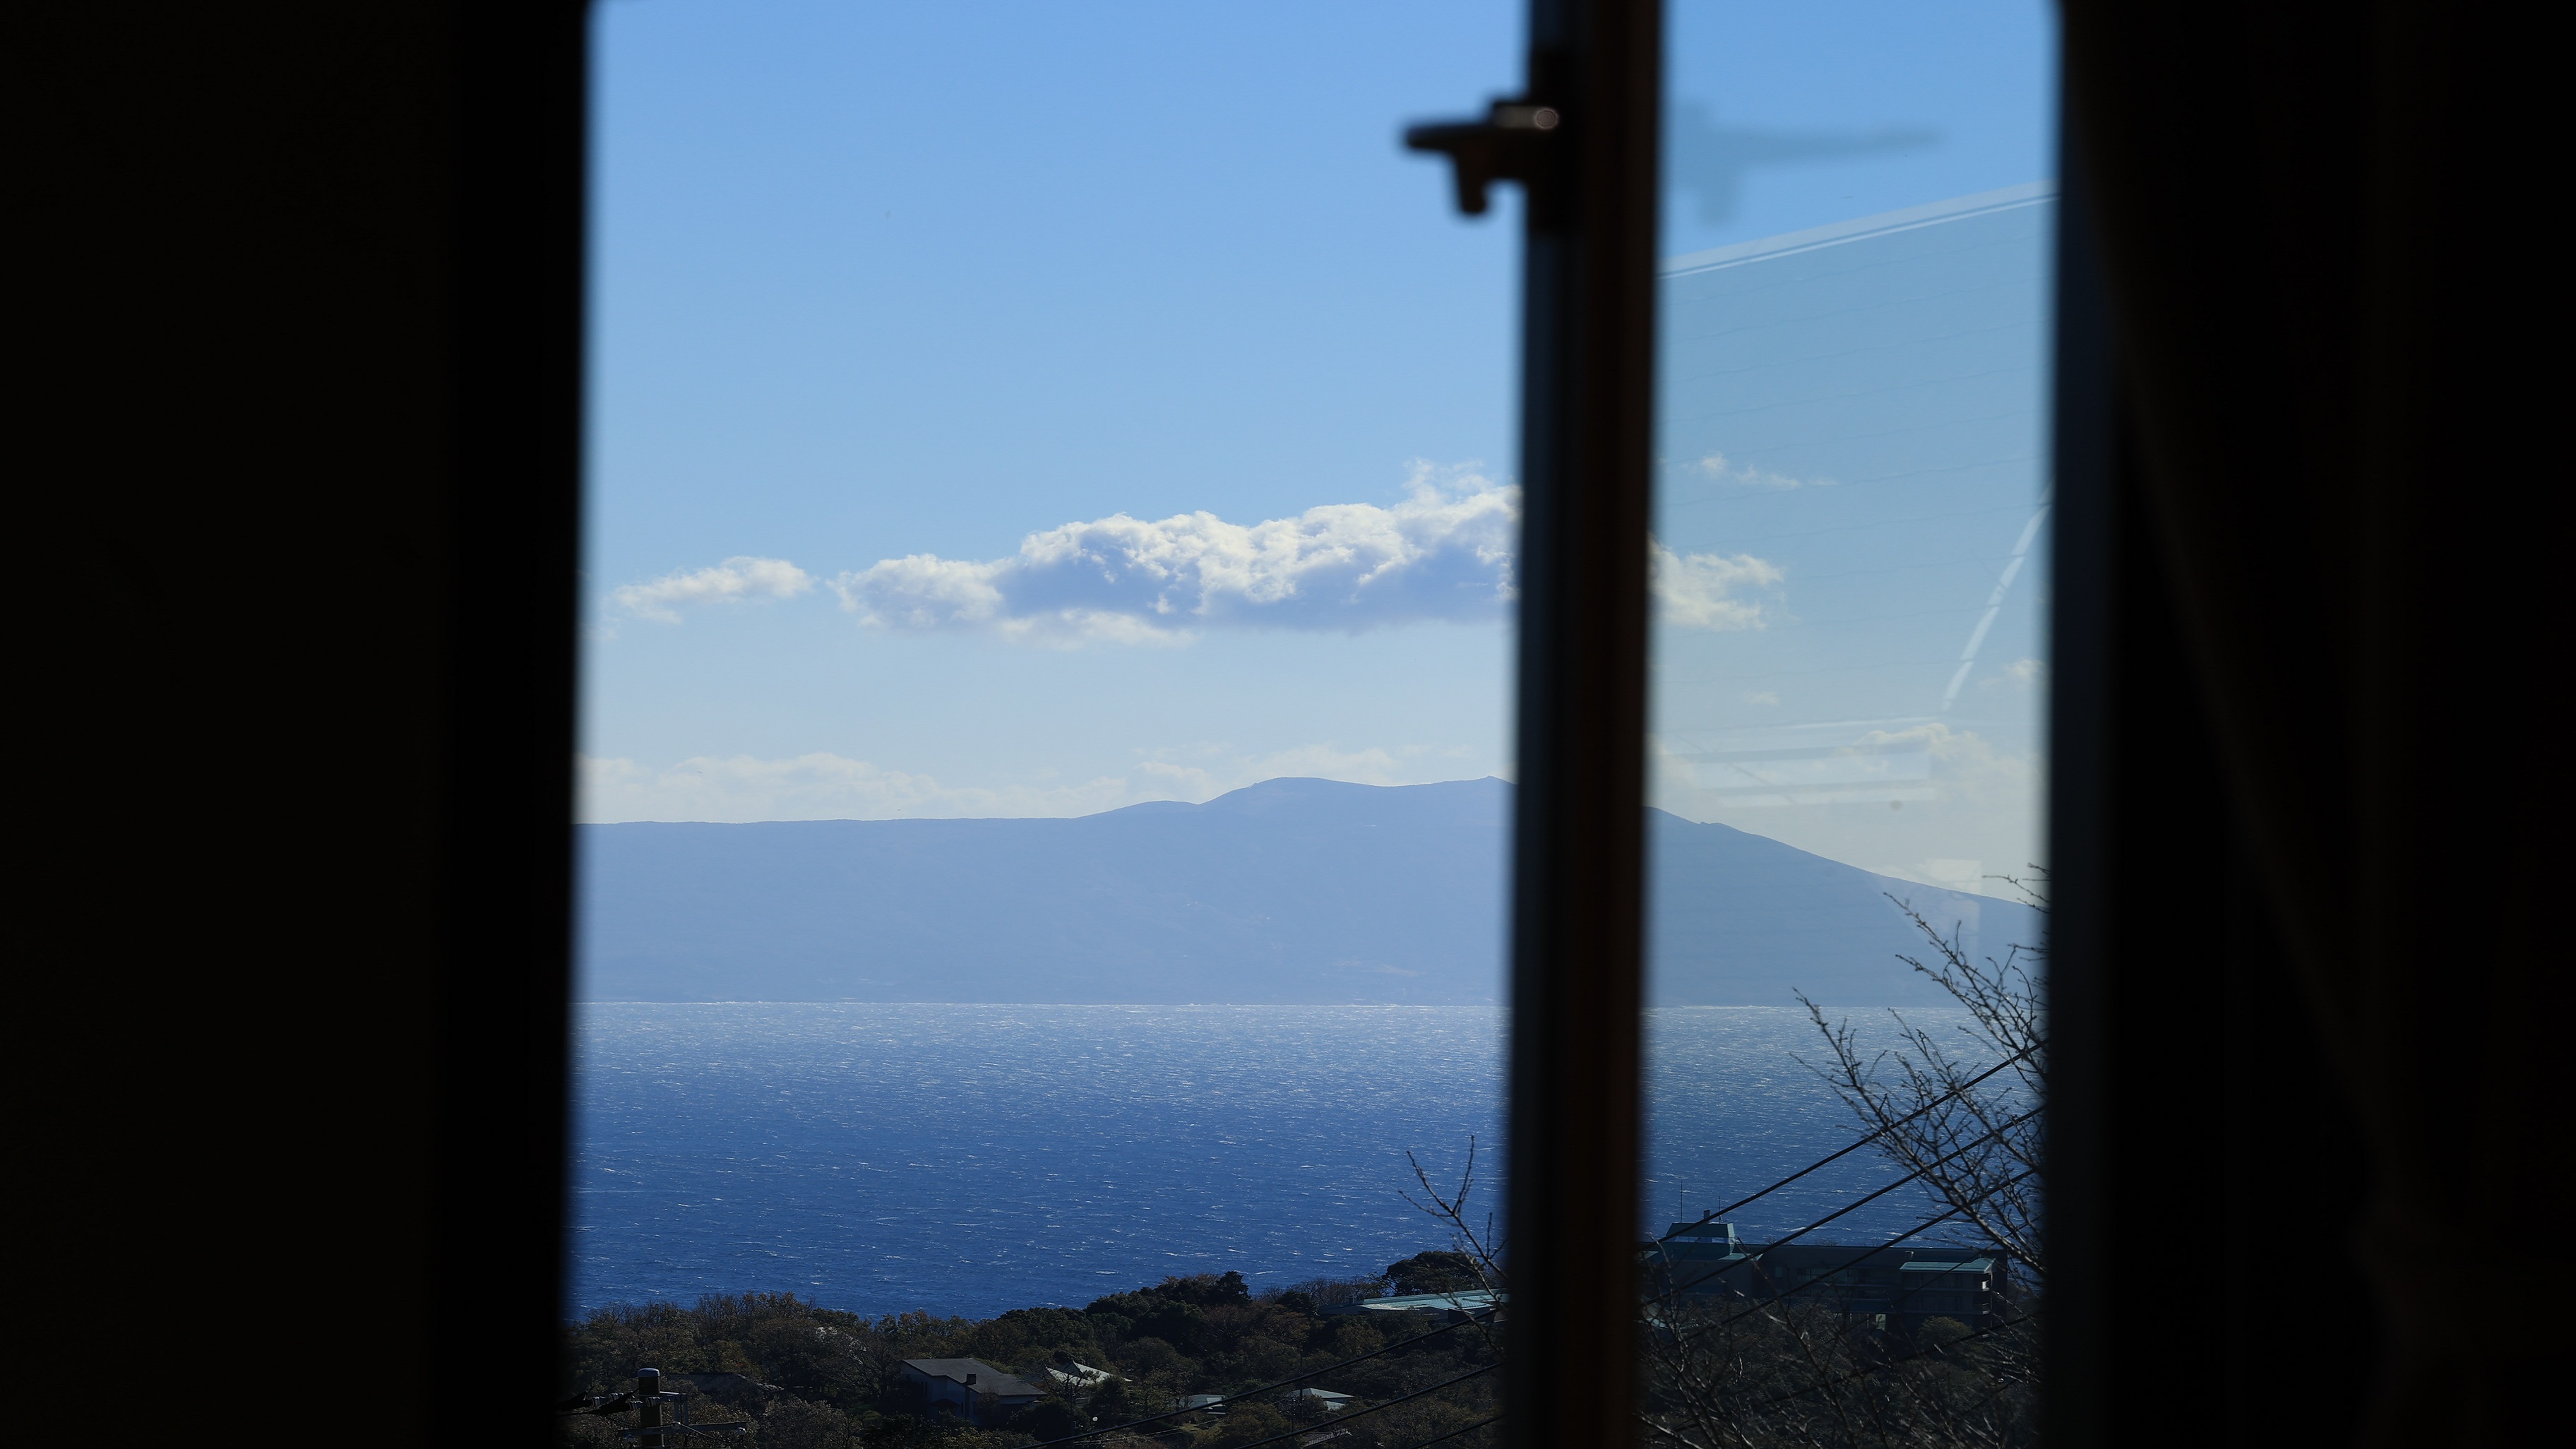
572, 1004, 1990, 1319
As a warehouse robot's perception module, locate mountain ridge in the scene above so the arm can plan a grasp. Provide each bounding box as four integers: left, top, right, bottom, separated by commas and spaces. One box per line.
578, 776, 2037, 1006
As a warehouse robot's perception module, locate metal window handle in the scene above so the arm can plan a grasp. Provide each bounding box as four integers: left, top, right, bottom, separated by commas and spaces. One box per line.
1405, 100, 1563, 215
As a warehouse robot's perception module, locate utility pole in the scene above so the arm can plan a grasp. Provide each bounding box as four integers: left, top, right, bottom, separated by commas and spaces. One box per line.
602, 1366, 747, 1442
636, 1368, 667, 1449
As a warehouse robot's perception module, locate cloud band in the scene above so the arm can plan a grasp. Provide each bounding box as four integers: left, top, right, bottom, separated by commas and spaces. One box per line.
606, 470, 1783, 642
612, 556, 813, 622
834, 465, 1520, 643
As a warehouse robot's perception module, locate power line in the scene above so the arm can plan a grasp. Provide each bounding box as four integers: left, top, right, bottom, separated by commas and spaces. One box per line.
1037, 1080, 2031, 1449
577, 1045, 2039, 1449
1665, 1169, 2035, 1347
1666, 1197, 1973, 1340
1049, 1159, 2015, 1449
1047, 1123, 2024, 1449
1653, 1046, 2034, 1246
1398, 1414, 1498, 1449
1640, 1211, 2038, 1441
1640, 1314, 2036, 1448
1679, 1182, 2024, 1342
578, 1106, 2025, 1449
1732, 1313, 2033, 1414
1311, 1412, 1501, 1449
1650, 1106, 2038, 1306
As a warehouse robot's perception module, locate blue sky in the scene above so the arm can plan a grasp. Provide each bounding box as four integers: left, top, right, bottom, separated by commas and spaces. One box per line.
581, 0, 2056, 890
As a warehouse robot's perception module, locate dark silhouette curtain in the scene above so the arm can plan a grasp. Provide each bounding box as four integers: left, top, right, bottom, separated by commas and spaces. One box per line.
2060, 1, 2548, 1442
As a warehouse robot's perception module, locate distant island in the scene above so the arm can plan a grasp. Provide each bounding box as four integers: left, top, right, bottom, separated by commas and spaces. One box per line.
579, 777, 2034, 1006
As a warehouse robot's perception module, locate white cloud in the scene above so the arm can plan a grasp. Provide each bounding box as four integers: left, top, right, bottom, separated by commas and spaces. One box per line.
1227, 742, 1452, 787
612, 556, 813, 622
1652, 541, 1784, 631
833, 464, 1518, 645
1691, 451, 1831, 491
1648, 722, 2042, 900
599, 477, 1781, 645
579, 743, 1487, 823
580, 753, 1170, 822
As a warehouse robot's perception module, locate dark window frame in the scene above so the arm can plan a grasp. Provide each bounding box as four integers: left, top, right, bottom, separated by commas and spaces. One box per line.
54, 0, 2526, 1440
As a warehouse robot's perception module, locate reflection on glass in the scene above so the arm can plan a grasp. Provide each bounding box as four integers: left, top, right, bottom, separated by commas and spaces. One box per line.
1643, 4, 2053, 1445
568, 4, 1517, 1448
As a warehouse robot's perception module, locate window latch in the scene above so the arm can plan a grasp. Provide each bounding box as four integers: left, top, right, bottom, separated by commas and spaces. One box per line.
1405, 100, 1562, 215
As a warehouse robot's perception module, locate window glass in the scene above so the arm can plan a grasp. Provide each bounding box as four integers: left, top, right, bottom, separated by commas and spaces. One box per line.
1644, 4, 2055, 1441
572, 5, 1520, 1445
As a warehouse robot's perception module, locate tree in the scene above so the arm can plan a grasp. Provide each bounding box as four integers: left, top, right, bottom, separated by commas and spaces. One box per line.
1798, 873, 2046, 1277
1399, 1135, 1508, 1374
1382, 1251, 1481, 1296
762, 1397, 869, 1449
1008, 1397, 1090, 1442
1082, 1373, 1139, 1429
1202, 1402, 1294, 1448
1643, 1297, 2032, 1449
1637, 873, 2048, 1449
1400, 1136, 1503, 1295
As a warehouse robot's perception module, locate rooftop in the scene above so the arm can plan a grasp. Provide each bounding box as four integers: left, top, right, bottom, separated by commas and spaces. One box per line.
901, 1359, 1043, 1398
1320, 1289, 1500, 1316
1900, 1258, 1995, 1273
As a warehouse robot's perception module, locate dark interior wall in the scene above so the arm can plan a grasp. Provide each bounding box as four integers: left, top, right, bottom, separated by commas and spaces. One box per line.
28, 5, 584, 1440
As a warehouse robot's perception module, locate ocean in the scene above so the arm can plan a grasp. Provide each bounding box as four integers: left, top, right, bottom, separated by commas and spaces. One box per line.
571, 1003, 1988, 1319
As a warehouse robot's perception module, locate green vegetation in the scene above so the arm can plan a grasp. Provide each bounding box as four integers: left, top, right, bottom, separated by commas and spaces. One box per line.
1642, 1293, 2034, 1448
560, 1268, 1498, 1449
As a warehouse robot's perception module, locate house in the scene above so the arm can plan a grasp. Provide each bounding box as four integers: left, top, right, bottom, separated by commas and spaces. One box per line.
1317, 1289, 1499, 1323
1046, 1361, 1116, 1390
1650, 1221, 2013, 1331
898, 1359, 1045, 1426
1286, 1388, 1352, 1412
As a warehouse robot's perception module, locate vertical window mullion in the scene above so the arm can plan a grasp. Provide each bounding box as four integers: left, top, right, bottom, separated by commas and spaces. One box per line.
1501, 5, 1661, 1449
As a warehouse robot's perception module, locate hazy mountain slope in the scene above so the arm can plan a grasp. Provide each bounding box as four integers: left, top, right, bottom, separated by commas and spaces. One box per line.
1645, 809, 2033, 1006
578, 777, 2037, 1005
